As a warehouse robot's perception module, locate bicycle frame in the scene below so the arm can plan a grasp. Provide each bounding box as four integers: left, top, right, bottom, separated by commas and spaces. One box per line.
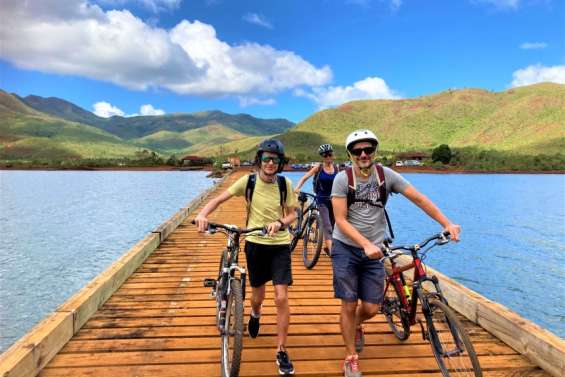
293, 192, 319, 239
383, 235, 449, 327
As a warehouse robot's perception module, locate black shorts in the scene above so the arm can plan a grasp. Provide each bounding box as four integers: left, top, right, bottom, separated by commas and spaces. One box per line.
244, 241, 293, 288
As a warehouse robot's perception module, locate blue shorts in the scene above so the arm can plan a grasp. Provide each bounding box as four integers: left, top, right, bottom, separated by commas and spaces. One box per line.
331, 239, 385, 304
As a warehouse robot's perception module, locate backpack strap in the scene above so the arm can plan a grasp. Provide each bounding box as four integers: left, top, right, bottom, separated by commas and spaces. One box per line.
277, 175, 288, 217
312, 163, 322, 193
346, 166, 356, 208
245, 174, 257, 226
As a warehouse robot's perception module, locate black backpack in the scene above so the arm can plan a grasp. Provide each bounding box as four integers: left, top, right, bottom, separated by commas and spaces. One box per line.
345, 164, 394, 239
244, 173, 288, 225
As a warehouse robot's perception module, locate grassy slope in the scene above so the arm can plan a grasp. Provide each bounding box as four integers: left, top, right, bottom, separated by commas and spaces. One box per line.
132, 124, 250, 156
284, 83, 565, 157
0, 93, 142, 159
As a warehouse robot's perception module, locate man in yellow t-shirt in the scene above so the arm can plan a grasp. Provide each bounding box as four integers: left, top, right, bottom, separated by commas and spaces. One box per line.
195, 139, 298, 375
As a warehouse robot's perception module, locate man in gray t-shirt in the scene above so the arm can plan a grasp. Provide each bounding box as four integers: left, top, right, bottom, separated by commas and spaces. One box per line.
332, 129, 461, 377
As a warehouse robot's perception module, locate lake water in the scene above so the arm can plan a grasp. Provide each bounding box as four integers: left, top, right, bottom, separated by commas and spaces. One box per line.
0, 170, 214, 352
0, 170, 563, 353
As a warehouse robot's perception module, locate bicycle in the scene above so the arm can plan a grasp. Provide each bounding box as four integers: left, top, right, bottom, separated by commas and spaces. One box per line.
289, 191, 323, 269
380, 232, 482, 377
194, 220, 266, 377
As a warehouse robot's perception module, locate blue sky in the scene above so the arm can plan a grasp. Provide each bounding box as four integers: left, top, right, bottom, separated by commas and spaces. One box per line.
0, 0, 563, 122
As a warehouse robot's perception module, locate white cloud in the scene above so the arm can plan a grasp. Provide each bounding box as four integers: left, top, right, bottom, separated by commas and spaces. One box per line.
242, 13, 273, 29
511, 64, 565, 87
238, 97, 276, 107
295, 76, 400, 109
140, 104, 165, 115
520, 42, 548, 50
472, 0, 520, 9
0, 0, 331, 98
93, 101, 126, 117
96, 0, 181, 13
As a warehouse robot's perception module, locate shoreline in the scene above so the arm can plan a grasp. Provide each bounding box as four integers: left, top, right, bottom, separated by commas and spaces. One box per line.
1, 165, 564, 174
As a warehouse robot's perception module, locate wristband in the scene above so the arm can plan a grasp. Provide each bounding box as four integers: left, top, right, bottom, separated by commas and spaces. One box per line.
276, 219, 285, 227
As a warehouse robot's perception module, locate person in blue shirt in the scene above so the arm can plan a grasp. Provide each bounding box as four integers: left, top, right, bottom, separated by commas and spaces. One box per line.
294, 144, 339, 255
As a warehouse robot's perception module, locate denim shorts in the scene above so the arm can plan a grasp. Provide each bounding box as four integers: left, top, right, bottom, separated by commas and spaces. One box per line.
331, 239, 385, 304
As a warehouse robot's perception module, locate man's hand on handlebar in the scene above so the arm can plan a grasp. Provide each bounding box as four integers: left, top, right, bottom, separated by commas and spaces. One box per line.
363, 243, 384, 260
443, 223, 461, 242
194, 214, 209, 233
266, 220, 283, 237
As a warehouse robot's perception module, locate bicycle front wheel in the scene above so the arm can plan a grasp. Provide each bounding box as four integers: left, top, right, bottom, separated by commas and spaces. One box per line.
302, 211, 323, 269
382, 281, 411, 340
424, 298, 482, 377
221, 279, 244, 377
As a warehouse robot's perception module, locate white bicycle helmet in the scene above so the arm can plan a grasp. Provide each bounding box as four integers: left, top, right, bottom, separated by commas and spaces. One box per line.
318, 144, 333, 155
345, 129, 379, 151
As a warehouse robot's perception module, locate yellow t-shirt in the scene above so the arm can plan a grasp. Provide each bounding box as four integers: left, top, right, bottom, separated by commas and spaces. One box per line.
228, 174, 297, 245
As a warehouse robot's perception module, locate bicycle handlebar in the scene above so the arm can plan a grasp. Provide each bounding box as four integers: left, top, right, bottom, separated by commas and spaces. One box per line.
381, 231, 451, 261
191, 220, 266, 235
297, 191, 317, 202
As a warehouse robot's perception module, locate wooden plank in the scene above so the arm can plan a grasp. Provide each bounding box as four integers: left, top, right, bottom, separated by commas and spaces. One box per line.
0, 313, 73, 377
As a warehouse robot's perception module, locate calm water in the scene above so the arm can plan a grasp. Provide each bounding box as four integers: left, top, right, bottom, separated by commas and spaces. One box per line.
0, 171, 563, 353
0, 171, 214, 352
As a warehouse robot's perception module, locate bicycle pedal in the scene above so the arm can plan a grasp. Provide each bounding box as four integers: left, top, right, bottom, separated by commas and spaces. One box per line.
203, 278, 217, 288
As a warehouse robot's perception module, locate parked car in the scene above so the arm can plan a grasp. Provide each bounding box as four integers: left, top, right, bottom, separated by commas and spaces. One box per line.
241, 161, 253, 167
403, 160, 422, 166
221, 162, 233, 169
395, 160, 404, 167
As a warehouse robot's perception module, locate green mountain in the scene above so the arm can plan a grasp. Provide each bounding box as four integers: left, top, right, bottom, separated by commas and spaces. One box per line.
279, 83, 565, 158
0, 92, 142, 160
22, 95, 294, 140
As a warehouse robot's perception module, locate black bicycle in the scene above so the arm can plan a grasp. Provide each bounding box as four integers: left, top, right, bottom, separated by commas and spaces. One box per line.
194, 221, 266, 377
289, 191, 323, 269
380, 232, 482, 376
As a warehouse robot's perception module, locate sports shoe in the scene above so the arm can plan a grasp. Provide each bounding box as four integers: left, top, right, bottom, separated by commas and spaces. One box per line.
248, 314, 260, 338
343, 354, 362, 377
276, 350, 295, 375
355, 325, 364, 353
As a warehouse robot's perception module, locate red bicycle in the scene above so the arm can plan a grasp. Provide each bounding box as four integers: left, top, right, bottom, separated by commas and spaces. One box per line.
380, 232, 482, 377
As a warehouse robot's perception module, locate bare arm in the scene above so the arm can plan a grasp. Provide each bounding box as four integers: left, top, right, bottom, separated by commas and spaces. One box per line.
402, 186, 461, 241
294, 164, 319, 193
194, 190, 233, 232
332, 196, 383, 259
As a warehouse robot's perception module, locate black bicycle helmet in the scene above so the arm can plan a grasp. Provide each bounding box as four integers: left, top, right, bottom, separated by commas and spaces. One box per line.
255, 139, 287, 173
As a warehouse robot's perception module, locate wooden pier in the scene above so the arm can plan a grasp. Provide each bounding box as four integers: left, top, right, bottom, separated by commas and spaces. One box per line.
1, 171, 563, 377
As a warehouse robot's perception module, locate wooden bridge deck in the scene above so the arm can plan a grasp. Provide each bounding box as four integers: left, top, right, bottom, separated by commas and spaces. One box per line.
39, 171, 549, 376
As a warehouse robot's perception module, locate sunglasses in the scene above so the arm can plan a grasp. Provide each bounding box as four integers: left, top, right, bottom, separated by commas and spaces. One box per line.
321, 152, 333, 157
260, 156, 282, 164
350, 146, 376, 156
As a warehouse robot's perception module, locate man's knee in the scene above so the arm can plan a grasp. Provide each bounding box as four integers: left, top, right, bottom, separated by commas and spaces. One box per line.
361, 302, 380, 317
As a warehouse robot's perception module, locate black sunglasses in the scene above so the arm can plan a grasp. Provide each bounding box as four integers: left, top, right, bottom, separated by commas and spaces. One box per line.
321, 152, 333, 157
260, 156, 282, 164
350, 146, 376, 156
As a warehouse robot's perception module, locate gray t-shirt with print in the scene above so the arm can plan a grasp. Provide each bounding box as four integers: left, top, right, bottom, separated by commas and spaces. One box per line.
331, 166, 410, 248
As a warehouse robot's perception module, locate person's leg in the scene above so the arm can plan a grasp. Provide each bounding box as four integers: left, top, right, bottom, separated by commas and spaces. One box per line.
250, 285, 266, 316
273, 284, 290, 350
244, 241, 271, 338
318, 203, 333, 253
272, 245, 295, 374
341, 299, 358, 355
354, 257, 386, 352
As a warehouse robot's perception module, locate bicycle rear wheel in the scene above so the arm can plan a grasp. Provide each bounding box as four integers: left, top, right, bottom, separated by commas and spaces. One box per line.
302, 211, 323, 269
221, 279, 244, 377
382, 281, 411, 340
424, 298, 482, 377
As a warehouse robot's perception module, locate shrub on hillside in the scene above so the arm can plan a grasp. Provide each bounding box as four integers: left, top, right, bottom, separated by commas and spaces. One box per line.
432, 144, 452, 164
